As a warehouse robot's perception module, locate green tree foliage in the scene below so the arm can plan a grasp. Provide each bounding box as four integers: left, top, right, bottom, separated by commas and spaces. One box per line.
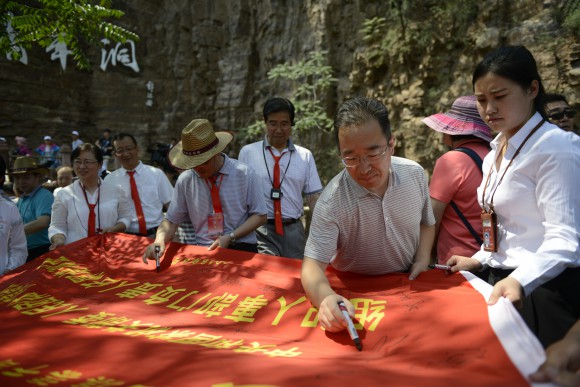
561, 0, 580, 35
267, 51, 337, 139
361, 1, 478, 70
357, 0, 480, 171
0, 0, 138, 69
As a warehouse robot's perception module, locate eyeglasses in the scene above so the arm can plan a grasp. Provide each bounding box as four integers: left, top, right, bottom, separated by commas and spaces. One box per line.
341, 146, 389, 168
114, 145, 137, 155
73, 159, 99, 167
548, 109, 576, 121
267, 121, 291, 130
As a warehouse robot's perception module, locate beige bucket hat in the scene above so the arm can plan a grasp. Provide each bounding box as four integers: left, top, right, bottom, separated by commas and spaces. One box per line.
168, 119, 233, 170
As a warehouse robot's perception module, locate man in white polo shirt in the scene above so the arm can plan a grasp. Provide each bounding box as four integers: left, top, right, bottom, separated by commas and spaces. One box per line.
301, 97, 436, 333
104, 133, 173, 238
239, 97, 323, 259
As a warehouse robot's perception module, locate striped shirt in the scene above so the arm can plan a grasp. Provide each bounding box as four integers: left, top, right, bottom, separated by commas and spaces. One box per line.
305, 157, 435, 274
165, 154, 267, 246
238, 138, 323, 219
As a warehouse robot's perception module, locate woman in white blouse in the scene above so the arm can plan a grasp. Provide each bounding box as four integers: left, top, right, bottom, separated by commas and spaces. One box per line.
448, 46, 580, 348
49, 143, 133, 248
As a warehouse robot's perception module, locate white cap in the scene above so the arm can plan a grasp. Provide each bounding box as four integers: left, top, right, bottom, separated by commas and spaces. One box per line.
44, 135, 52, 141
0, 137, 6, 142
72, 130, 79, 136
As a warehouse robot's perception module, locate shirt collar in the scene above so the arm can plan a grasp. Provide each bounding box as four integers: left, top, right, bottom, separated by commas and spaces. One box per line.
490, 112, 543, 152
507, 112, 543, 152
344, 165, 398, 199
219, 154, 232, 175
122, 160, 143, 174
21, 185, 42, 198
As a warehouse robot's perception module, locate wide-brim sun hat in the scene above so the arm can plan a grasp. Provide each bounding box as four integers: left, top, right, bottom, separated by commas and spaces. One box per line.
168, 119, 233, 170
422, 95, 493, 142
10, 156, 50, 175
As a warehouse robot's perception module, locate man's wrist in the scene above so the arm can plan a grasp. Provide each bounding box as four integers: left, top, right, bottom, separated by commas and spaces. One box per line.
51, 234, 65, 244
228, 231, 236, 243
414, 255, 431, 265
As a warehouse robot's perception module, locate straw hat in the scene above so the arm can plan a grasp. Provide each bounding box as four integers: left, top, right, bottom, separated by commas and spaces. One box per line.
10, 156, 50, 175
168, 119, 233, 169
422, 95, 493, 142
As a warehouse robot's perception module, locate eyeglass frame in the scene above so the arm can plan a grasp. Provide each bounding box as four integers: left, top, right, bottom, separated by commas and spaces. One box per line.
73, 159, 99, 167
341, 145, 390, 168
548, 109, 576, 121
113, 145, 137, 156
266, 120, 292, 130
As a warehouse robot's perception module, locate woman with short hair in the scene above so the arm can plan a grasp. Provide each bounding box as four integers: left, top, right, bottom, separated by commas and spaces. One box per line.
48, 143, 134, 249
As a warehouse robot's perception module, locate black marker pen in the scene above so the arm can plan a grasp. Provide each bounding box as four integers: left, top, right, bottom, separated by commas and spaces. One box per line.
428, 264, 451, 271
154, 245, 161, 273
337, 301, 362, 351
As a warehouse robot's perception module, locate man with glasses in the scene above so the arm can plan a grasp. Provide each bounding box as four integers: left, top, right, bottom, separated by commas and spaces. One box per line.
104, 133, 173, 238
545, 93, 577, 133
301, 97, 436, 333
239, 97, 323, 259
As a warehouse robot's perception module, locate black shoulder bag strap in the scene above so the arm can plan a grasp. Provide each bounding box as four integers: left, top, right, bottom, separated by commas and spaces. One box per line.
449, 147, 483, 245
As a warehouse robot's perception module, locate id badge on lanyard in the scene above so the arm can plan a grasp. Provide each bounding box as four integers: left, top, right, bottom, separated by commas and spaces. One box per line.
207, 212, 224, 238
481, 211, 498, 252
479, 119, 545, 253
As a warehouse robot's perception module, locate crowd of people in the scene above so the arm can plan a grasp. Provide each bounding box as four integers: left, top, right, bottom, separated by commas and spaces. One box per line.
1, 45, 579, 385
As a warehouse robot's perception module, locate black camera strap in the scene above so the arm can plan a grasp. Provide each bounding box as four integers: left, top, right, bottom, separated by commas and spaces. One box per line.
262, 142, 293, 188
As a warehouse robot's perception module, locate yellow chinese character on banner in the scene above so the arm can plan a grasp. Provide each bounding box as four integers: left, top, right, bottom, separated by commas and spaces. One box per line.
271, 296, 307, 326
223, 295, 269, 323
143, 286, 188, 305
63, 312, 115, 327
0, 284, 35, 304
2, 364, 48, 377
27, 370, 83, 385
351, 298, 387, 331
71, 376, 126, 387
116, 283, 163, 299
233, 341, 276, 354
193, 293, 239, 318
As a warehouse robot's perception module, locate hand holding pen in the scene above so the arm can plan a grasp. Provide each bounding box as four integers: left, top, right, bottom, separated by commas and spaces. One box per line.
142, 242, 165, 265
337, 301, 362, 351
154, 245, 161, 273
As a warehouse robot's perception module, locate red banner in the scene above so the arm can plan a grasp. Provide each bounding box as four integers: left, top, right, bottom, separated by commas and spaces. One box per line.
0, 234, 542, 386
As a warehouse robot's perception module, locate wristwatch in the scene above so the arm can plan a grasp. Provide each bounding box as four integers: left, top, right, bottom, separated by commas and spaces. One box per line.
228, 232, 236, 243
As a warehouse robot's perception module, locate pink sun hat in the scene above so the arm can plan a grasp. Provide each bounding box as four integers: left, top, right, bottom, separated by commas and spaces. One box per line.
422, 95, 493, 142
